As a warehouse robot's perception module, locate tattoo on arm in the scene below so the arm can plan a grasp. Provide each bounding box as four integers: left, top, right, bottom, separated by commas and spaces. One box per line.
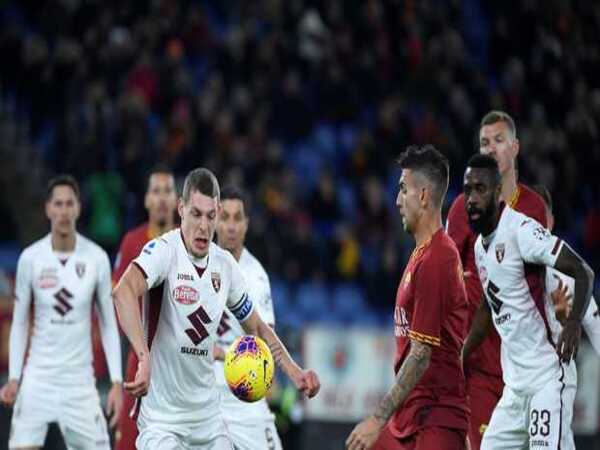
373, 340, 432, 423
462, 297, 492, 361
553, 244, 595, 322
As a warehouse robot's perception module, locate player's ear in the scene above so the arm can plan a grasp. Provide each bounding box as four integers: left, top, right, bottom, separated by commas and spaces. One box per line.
512, 137, 520, 159
177, 198, 184, 220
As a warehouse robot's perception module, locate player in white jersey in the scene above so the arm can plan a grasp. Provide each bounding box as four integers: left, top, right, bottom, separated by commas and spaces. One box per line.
113, 168, 320, 450
460, 155, 594, 450
0, 175, 123, 450
531, 184, 600, 354
214, 185, 283, 450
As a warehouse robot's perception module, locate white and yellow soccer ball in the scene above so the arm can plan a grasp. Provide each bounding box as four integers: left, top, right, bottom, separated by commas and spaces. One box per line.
224, 335, 275, 402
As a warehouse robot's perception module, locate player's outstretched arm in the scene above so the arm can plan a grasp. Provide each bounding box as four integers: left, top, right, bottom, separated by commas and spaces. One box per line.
461, 298, 492, 363
113, 263, 151, 397
553, 244, 595, 362
240, 309, 320, 398
345, 340, 433, 450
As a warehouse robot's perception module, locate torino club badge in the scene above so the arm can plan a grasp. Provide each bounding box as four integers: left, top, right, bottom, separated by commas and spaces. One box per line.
495, 243, 505, 263
211, 272, 221, 293
76, 262, 86, 278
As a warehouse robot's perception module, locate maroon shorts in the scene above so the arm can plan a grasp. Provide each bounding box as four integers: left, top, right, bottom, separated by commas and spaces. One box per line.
115, 351, 139, 450
465, 372, 503, 450
372, 425, 466, 450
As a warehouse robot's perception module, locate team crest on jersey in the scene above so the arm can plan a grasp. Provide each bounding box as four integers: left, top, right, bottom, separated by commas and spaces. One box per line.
75, 262, 86, 278
173, 285, 199, 304
211, 272, 221, 292
495, 243, 505, 263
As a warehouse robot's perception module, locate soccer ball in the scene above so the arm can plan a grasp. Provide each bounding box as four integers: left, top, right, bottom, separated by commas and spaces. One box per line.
224, 335, 274, 402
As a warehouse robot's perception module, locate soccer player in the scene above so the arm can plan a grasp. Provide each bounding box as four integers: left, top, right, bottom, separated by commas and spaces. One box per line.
531, 184, 600, 354
113, 165, 177, 450
0, 175, 123, 449
346, 145, 469, 450
461, 155, 594, 450
446, 110, 547, 449
214, 185, 283, 450
113, 167, 320, 450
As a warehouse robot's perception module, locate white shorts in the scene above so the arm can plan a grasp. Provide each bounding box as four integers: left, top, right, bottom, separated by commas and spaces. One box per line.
482, 365, 576, 450
137, 414, 234, 450
226, 418, 282, 450
9, 377, 109, 450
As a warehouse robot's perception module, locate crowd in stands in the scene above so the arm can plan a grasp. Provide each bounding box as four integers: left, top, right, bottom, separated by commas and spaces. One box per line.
0, 0, 599, 322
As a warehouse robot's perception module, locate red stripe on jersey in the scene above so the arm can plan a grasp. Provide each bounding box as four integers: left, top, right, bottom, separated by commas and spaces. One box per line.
525, 264, 556, 347
132, 262, 148, 279
551, 239, 562, 256
146, 283, 163, 351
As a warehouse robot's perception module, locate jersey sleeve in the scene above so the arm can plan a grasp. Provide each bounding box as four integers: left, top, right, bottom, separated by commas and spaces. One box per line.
9, 251, 34, 381
257, 271, 275, 326
95, 251, 123, 383
133, 238, 171, 288
409, 256, 454, 347
446, 196, 470, 257
226, 257, 253, 323
515, 217, 563, 267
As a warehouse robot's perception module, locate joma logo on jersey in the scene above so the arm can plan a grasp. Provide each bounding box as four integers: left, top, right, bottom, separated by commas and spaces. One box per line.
177, 273, 195, 281
173, 285, 199, 304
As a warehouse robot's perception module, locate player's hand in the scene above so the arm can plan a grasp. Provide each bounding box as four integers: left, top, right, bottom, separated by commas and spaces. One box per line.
551, 278, 572, 325
345, 416, 385, 450
213, 344, 226, 361
124, 353, 150, 397
106, 382, 123, 428
0, 379, 19, 407
290, 368, 320, 398
556, 319, 581, 363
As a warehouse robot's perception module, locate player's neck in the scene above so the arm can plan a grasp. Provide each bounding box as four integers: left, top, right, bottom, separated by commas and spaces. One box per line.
413, 212, 442, 247
231, 247, 243, 261
51, 232, 76, 252
501, 169, 518, 204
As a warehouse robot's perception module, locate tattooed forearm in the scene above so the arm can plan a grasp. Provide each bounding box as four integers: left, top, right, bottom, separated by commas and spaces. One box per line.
373, 340, 432, 423
462, 298, 492, 361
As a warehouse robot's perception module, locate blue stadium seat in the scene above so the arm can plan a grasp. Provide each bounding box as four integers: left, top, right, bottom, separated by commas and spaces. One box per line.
295, 281, 331, 323
331, 283, 368, 324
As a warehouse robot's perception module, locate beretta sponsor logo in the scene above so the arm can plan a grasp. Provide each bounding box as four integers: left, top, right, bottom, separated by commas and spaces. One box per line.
173, 285, 199, 304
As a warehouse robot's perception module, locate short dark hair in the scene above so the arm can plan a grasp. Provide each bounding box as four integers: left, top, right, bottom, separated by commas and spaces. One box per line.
182, 168, 220, 203
480, 110, 517, 139
466, 154, 501, 187
221, 185, 249, 213
47, 174, 80, 201
531, 184, 553, 212
147, 164, 174, 186
397, 144, 449, 206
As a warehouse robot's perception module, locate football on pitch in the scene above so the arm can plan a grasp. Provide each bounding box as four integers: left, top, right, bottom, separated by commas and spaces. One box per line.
224, 335, 274, 402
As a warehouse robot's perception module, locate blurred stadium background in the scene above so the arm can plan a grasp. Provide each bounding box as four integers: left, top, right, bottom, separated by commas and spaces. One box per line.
0, 0, 599, 448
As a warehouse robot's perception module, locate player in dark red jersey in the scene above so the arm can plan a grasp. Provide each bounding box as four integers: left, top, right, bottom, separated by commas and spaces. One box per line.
346, 145, 469, 450
114, 165, 177, 450
446, 111, 548, 449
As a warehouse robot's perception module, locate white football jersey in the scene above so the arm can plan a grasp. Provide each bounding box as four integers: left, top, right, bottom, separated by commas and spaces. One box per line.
9, 234, 122, 385
545, 268, 600, 356
474, 206, 566, 394
133, 230, 252, 426
214, 247, 276, 423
